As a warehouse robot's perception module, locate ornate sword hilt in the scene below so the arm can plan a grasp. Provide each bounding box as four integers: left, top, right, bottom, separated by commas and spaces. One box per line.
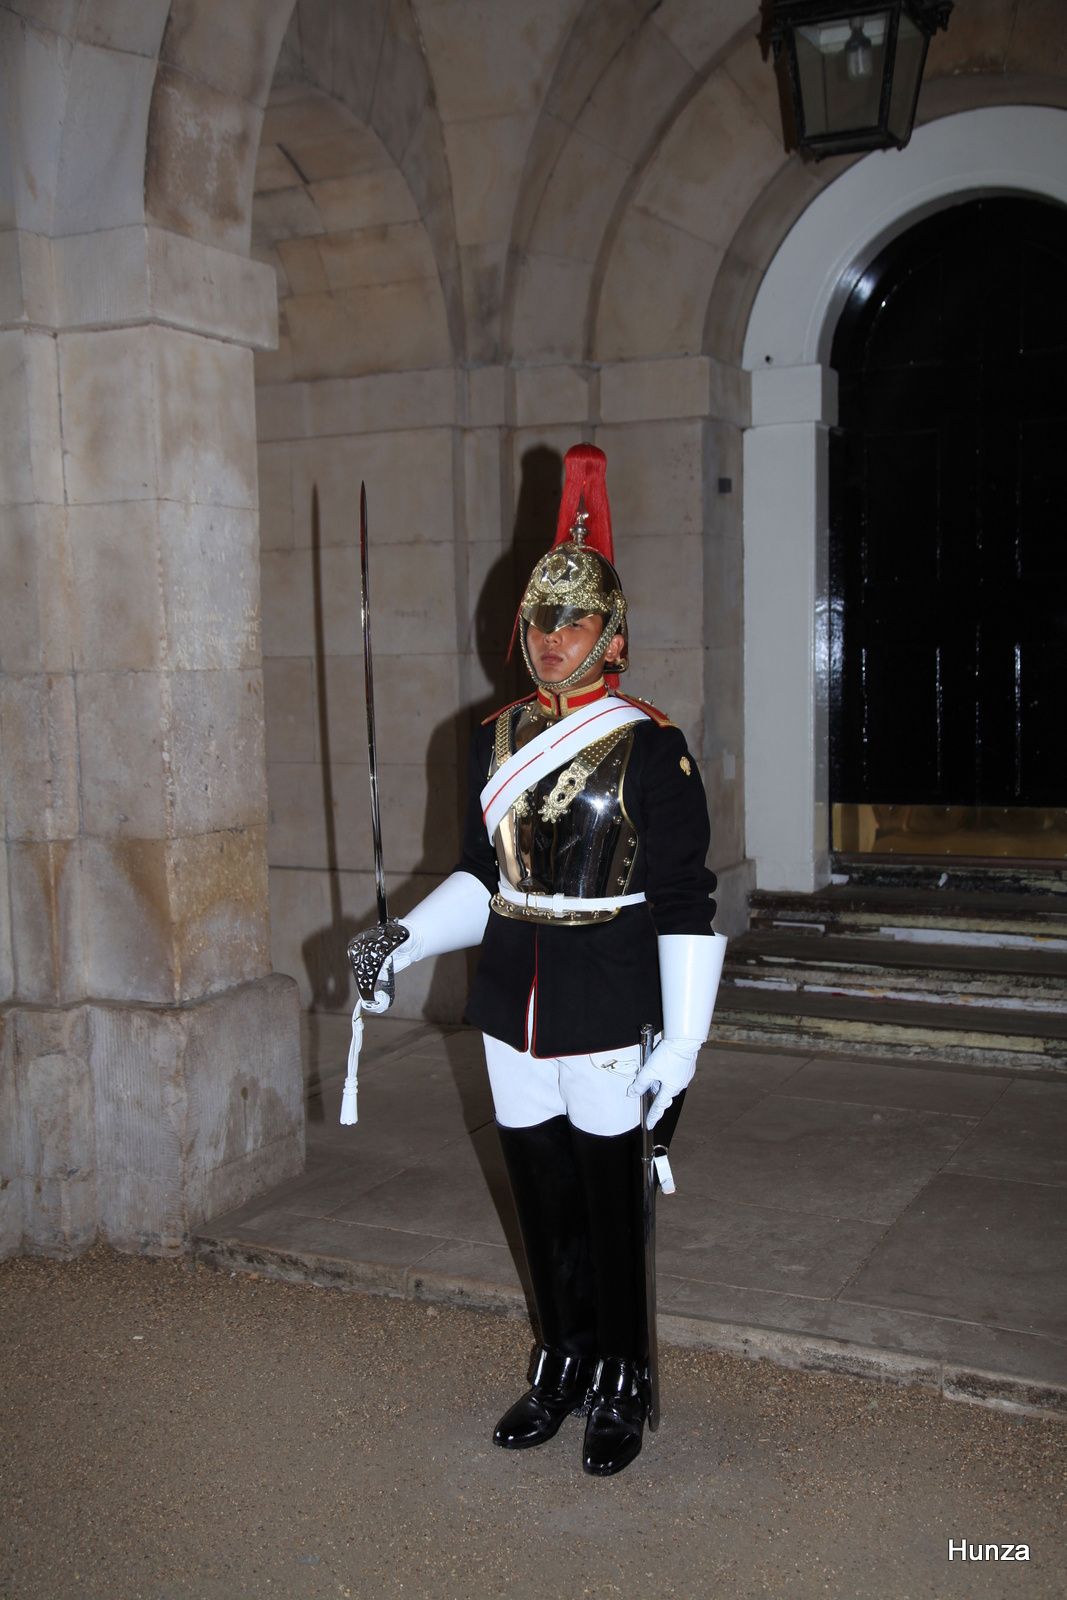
347, 919, 410, 1007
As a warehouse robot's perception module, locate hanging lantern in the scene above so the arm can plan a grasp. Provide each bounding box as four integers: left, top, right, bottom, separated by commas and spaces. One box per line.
766, 1, 954, 159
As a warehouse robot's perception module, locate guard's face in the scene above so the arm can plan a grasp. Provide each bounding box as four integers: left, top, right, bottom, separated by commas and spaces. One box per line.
526, 614, 624, 688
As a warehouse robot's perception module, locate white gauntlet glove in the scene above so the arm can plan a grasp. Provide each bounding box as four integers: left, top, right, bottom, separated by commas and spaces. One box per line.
629, 932, 728, 1130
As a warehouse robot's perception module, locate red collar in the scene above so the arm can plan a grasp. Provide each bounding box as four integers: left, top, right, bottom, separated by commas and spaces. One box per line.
535, 678, 608, 718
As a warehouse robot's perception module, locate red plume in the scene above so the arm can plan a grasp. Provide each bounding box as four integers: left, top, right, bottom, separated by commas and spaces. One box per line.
507, 442, 618, 666
553, 443, 615, 562
556, 444, 621, 684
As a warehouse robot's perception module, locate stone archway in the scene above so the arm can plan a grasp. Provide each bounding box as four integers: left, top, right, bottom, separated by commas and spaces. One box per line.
741, 106, 1067, 893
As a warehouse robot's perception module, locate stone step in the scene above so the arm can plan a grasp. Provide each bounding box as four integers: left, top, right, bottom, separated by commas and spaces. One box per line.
734, 872, 1067, 1072
748, 886, 1067, 950
830, 858, 1067, 899
725, 932, 1067, 1014
714, 987, 1067, 1076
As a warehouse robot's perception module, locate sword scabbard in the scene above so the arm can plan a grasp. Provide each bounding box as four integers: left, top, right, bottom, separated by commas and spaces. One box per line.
639, 1020, 661, 1433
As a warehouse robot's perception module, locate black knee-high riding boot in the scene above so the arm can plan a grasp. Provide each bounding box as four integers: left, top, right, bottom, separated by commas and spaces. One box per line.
492, 1117, 598, 1449
569, 1122, 650, 1477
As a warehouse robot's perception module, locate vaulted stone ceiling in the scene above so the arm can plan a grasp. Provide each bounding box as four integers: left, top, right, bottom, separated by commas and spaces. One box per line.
255, 0, 1067, 369
5, 0, 1064, 367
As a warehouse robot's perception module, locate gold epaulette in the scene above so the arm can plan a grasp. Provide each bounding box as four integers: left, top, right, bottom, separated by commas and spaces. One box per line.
481, 693, 536, 727
615, 691, 673, 728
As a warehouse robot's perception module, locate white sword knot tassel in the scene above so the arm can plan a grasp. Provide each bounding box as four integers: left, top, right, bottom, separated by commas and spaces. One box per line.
652, 1146, 675, 1195
340, 1003, 363, 1125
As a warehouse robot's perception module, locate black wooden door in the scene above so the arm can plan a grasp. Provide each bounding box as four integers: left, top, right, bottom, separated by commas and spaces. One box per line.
829, 197, 1067, 838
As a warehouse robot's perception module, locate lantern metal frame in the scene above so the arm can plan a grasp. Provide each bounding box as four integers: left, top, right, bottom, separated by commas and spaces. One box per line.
765, 0, 954, 160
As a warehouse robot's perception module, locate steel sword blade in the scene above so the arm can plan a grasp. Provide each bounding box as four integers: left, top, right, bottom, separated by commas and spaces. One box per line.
359, 481, 389, 929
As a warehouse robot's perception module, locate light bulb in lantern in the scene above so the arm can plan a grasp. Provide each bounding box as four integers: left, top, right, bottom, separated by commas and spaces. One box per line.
845, 18, 874, 79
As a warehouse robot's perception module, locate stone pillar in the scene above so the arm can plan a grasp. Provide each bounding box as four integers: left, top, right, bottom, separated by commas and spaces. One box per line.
1, 223, 304, 1257
743, 364, 838, 893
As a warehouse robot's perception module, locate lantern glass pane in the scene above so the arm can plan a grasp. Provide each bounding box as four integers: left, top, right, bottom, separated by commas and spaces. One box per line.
796, 13, 891, 138
887, 12, 929, 143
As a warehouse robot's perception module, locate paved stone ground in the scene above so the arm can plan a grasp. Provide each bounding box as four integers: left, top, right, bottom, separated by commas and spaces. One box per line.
2, 1249, 1065, 1600
196, 1016, 1067, 1416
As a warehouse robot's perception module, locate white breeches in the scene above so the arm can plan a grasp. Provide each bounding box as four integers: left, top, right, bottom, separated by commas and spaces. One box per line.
483, 996, 648, 1136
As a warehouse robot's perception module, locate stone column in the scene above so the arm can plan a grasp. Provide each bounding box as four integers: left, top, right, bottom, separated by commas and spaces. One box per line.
1, 224, 304, 1256
743, 364, 838, 893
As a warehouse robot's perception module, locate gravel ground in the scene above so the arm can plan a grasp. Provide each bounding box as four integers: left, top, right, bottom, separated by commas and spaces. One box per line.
1, 1251, 1064, 1600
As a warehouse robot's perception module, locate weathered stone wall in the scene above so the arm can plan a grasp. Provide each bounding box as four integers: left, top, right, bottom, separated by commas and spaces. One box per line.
251, 70, 472, 1019
0, 0, 304, 1257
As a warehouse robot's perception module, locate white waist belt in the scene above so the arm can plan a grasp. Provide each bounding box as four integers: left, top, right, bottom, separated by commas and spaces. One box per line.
496, 880, 646, 918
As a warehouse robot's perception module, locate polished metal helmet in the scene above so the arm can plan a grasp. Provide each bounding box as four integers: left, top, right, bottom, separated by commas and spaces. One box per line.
515, 446, 629, 694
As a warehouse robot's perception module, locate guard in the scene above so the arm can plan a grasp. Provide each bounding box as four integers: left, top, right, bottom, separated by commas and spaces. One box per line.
348, 443, 726, 1475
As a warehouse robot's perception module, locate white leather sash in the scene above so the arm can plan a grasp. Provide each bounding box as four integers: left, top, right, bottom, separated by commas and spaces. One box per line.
480, 697, 649, 841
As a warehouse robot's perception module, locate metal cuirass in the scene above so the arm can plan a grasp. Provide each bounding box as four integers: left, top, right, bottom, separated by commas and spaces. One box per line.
490, 703, 639, 925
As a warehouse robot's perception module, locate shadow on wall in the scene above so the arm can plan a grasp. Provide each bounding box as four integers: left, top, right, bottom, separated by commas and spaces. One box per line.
300, 487, 356, 1110
479, 443, 568, 688
417, 444, 568, 1030
299, 446, 565, 1082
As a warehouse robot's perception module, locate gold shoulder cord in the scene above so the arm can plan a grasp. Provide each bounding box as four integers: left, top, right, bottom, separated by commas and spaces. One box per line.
494, 708, 533, 818
493, 710, 512, 770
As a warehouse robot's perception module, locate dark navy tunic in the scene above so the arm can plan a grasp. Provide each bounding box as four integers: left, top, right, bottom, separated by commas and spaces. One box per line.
456, 711, 717, 1057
